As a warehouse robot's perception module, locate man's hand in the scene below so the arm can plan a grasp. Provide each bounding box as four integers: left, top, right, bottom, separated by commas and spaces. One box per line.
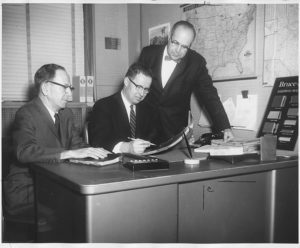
223, 128, 234, 142
120, 139, 153, 154
61, 147, 111, 160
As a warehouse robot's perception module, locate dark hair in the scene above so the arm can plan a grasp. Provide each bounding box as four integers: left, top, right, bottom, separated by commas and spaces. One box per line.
125, 63, 152, 79
34, 63, 66, 91
170, 20, 196, 41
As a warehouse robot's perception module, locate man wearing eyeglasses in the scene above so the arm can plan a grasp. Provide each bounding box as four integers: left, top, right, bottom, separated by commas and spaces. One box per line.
138, 20, 234, 142
3, 64, 110, 216
89, 63, 160, 154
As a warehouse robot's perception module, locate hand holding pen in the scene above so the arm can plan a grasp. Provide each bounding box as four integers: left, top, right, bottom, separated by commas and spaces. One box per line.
127, 137, 156, 154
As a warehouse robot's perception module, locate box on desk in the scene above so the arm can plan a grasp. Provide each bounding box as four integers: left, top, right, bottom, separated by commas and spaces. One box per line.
122, 153, 169, 171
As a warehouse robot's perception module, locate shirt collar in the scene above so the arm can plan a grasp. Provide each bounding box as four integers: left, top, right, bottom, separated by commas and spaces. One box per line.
121, 90, 135, 110
39, 96, 58, 123
163, 46, 178, 64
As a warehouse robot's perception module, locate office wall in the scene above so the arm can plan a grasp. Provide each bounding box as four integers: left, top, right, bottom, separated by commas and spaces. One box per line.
140, 4, 298, 155
94, 4, 140, 99
94, 4, 129, 99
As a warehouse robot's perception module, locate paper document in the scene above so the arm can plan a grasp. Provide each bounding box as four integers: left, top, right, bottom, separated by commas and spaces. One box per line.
194, 138, 260, 156
194, 144, 244, 156
198, 95, 258, 131
231, 95, 257, 130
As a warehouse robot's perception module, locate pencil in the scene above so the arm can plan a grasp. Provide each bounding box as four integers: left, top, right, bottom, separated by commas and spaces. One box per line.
183, 132, 193, 158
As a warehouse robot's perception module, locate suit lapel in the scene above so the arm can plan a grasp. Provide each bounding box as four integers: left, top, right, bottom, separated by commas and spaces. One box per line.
153, 46, 165, 92
34, 97, 61, 143
115, 93, 131, 135
135, 104, 142, 136
163, 53, 188, 92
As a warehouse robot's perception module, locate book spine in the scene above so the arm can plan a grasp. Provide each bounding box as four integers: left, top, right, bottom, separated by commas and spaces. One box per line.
80, 76, 87, 103
86, 76, 94, 103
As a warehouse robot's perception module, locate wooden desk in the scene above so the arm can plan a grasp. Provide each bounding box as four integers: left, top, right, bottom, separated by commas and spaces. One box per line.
32, 150, 298, 243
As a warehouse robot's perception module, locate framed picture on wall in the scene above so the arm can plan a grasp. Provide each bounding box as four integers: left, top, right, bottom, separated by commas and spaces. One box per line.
149, 23, 170, 45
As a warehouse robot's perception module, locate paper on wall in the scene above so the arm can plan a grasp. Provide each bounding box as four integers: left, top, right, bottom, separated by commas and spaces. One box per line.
198, 95, 258, 131
231, 95, 257, 130
223, 97, 236, 125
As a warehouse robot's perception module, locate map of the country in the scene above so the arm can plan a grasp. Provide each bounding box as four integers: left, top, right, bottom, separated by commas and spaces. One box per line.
263, 4, 298, 86
183, 4, 256, 81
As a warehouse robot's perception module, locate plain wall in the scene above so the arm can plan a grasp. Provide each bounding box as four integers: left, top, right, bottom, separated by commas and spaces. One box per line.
94, 4, 129, 99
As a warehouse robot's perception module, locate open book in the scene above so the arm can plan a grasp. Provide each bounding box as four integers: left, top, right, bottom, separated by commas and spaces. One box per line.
141, 126, 191, 155
68, 153, 121, 167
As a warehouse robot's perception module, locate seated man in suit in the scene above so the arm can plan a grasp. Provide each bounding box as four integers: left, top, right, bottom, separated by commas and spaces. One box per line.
89, 63, 160, 154
3, 63, 110, 216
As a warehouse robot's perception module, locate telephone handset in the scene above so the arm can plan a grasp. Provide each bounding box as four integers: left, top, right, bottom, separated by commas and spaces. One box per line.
194, 132, 224, 146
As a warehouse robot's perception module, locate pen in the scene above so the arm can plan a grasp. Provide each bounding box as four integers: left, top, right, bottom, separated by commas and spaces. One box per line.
183, 132, 193, 159
127, 137, 156, 146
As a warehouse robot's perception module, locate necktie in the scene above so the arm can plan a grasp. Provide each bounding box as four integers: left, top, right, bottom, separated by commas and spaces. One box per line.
54, 113, 61, 140
130, 105, 136, 138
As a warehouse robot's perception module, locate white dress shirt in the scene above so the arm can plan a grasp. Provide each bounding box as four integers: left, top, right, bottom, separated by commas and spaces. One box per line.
161, 46, 177, 88
41, 97, 57, 123
113, 91, 136, 153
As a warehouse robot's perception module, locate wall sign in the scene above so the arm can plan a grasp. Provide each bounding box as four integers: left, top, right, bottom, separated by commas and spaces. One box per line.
258, 76, 298, 150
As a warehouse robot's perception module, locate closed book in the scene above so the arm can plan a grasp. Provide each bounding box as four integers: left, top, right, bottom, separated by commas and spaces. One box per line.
72, 76, 86, 102
86, 76, 94, 103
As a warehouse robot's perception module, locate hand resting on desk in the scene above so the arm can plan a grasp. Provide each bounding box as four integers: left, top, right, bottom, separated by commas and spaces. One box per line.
60, 147, 111, 160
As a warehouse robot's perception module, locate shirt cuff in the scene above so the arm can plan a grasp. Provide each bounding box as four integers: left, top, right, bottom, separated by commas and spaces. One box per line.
113, 142, 124, 153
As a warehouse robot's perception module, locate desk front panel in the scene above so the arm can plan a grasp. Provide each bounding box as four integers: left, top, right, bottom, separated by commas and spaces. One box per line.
178, 171, 271, 243
86, 184, 177, 243
34, 157, 298, 243
36, 172, 177, 243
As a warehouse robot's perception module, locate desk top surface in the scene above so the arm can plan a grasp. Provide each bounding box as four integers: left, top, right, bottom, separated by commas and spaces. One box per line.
33, 148, 298, 195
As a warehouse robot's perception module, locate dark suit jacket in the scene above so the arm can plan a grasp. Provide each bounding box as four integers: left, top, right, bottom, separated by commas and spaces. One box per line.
3, 97, 87, 214
138, 45, 231, 139
88, 92, 161, 151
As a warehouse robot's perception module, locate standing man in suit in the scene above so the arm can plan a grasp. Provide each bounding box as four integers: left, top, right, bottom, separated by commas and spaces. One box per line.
3, 64, 110, 215
89, 63, 160, 154
138, 20, 234, 142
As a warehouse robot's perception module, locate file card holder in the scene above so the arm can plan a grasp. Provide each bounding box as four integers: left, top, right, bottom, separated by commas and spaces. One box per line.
122, 154, 169, 171
260, 134, 277, 161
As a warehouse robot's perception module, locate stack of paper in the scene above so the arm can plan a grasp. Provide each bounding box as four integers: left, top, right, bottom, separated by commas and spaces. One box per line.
194, 138, 260, 156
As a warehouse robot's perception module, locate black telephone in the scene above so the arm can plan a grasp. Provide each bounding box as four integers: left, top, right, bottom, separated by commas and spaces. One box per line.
194, 132, 224, 146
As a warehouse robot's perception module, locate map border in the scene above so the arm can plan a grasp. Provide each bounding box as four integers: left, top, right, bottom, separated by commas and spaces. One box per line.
181, 4, 257, 82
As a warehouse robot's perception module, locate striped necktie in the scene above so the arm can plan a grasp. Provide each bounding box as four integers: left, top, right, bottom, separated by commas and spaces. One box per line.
130, 105, 136, 138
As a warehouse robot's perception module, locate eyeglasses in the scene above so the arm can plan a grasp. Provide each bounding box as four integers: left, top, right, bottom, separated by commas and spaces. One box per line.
170, 39, 190, 50
128, 77, 150, 95
47, 81, 75, 91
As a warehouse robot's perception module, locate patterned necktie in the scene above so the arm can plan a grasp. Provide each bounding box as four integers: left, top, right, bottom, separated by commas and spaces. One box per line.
54, 113, 61, 140
130, 105, 136, 138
